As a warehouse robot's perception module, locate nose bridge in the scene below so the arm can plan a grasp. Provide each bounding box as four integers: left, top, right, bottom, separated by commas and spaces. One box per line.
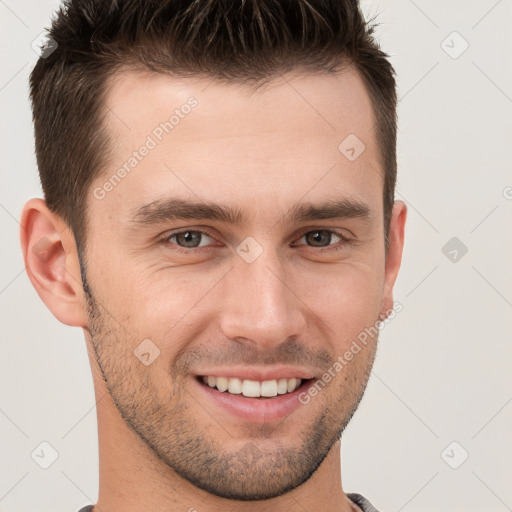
219, 246, 306, 347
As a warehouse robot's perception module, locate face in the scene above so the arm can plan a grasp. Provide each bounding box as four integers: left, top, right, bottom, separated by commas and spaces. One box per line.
82, 67, 399, 500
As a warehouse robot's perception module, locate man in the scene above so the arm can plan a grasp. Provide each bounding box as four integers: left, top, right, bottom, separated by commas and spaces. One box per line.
20, 0, 406, 510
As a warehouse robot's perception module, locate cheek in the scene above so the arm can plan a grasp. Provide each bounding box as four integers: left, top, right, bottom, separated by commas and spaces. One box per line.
100, 263, 226, 349
92, 241, 385, 354
299, 259, 384, 335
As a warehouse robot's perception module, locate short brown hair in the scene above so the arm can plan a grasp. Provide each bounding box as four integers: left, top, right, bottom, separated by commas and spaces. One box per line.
30, 0, 397, 252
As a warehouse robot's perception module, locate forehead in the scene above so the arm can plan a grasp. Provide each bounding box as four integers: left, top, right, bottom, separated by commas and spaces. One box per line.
103, 65, 376, 143
94, 66, 382, 226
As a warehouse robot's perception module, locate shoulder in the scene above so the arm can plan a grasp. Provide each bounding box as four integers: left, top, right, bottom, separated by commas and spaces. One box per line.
347, 492, 382, 512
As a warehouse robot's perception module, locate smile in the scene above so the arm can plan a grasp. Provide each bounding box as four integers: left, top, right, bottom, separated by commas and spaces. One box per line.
194, 372, 316, 423
200, 375, 303, 398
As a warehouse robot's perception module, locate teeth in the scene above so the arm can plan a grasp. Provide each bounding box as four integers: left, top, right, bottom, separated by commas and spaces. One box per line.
277, 378, 288, 395
287, 378, 298, 393
242, 380, 260, 397
261, 380, 278, 397
202, 376, 303, 397
228, 377, 242, 394
216, 376, 229, 392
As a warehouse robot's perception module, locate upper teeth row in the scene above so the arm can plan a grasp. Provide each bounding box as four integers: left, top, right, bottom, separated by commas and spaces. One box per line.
202, 376, 302, 397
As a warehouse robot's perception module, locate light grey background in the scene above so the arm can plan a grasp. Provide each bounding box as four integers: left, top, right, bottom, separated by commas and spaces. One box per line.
1, 1, 511, 511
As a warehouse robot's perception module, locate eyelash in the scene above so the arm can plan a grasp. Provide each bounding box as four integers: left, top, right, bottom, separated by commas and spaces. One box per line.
158, 228, 354, 254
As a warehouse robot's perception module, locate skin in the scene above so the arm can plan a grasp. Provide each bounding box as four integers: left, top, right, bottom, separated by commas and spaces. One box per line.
21, 66, 406, 512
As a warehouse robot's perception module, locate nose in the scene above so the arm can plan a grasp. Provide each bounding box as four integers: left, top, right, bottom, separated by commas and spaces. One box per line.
218, 251, 307, 351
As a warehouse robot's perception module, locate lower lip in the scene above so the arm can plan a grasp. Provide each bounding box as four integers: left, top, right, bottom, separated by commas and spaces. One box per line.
194, 378, 314, 423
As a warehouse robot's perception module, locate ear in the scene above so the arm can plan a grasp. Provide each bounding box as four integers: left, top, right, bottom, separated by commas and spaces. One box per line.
380, 200, 407, 317
20, 198, 87, 327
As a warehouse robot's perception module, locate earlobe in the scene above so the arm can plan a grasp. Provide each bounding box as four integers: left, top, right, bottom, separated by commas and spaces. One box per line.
380, 200, 407, 316
20, 198, 87, 328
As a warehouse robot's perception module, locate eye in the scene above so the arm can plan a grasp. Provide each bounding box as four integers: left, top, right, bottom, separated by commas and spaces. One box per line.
159, 228, 353, 254
293, 229, 351, 250
165, 230, 215, 249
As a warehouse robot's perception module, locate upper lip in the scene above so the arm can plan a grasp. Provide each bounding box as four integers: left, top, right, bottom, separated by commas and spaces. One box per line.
196, 366, 315, 382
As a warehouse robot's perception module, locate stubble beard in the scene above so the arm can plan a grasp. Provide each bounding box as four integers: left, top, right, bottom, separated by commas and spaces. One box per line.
82, 268, 377, 500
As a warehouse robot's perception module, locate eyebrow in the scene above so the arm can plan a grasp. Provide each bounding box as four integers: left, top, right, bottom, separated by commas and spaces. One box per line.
129, 197, 372, 228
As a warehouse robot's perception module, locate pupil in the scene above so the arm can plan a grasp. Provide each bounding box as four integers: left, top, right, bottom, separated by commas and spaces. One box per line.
179, 231, 200, 247
308, 230, 329, 246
